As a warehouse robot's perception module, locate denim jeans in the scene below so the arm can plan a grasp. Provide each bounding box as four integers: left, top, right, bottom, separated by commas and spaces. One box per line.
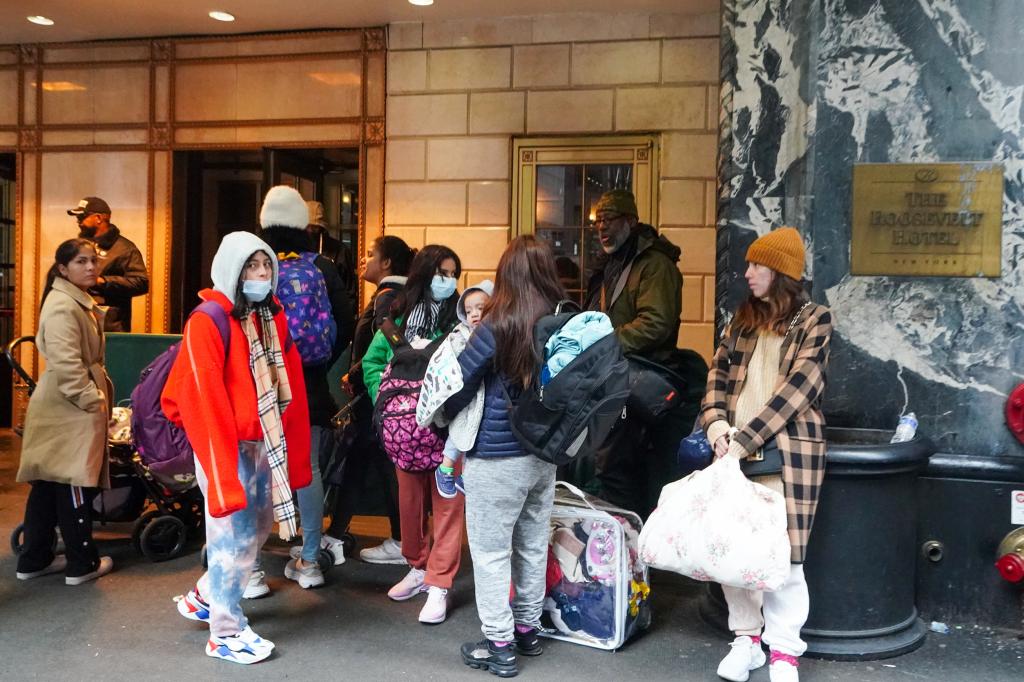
295, 425, 327, 563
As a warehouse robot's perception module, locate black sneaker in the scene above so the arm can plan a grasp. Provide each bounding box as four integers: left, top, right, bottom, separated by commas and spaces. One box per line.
461, 639, 518, 678
513, 627, 543, 657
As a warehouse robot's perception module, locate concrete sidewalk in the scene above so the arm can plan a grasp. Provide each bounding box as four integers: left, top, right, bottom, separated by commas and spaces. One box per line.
0, 432, 1021, 681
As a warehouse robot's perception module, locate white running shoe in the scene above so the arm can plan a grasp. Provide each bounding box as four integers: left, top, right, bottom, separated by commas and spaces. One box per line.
769, 655, 800, 682
717, 636, 767, 682
16, 555, 67, 580
284, 557, 325, 589
174, 586, 210, 622
387, 567, 427, 601
359, 537, 406, 565
418, 586, 449, 624
242, 569, 270, 599
65, 556, 113, 586
206, 630, 273, 664
237, 625, 275, 652
288, 534, 347, 566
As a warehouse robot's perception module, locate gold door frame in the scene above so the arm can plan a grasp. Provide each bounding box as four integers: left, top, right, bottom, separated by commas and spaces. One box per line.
512, 135, 659, 235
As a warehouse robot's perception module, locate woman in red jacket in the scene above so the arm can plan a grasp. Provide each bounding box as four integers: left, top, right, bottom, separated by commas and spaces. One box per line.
163, 231, 311, 665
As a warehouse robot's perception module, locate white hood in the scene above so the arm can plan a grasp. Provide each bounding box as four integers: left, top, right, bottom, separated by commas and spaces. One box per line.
456, 279, 494, 324
210, 231, 279, 304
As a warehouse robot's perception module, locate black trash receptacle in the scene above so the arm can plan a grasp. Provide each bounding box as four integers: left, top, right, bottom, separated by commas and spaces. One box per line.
699, 427, 935, 661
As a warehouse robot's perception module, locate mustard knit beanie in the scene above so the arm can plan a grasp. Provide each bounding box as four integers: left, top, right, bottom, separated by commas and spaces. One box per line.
746, 227, 805, 280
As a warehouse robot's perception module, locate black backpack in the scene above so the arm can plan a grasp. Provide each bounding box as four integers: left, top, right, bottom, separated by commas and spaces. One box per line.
504, 302, 631, 466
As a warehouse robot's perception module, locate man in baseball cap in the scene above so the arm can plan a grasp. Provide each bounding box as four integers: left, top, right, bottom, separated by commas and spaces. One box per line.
68, 195, 149, 332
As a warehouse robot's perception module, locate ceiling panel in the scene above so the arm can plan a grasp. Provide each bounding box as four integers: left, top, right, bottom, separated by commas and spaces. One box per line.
2, 1, 718, 45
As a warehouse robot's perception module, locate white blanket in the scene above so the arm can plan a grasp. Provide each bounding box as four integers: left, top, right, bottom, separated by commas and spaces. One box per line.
415, 323, 486, 453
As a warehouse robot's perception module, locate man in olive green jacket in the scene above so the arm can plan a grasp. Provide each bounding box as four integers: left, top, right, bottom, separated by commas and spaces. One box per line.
584, 189, 683, 514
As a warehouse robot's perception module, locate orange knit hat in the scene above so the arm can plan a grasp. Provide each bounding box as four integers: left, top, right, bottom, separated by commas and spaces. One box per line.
745, 227, 805, 280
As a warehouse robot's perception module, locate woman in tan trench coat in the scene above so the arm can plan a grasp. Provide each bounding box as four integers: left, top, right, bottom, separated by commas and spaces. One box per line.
15, 238, 114, 585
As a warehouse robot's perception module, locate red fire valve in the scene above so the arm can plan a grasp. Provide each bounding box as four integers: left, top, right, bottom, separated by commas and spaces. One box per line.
996, 527, 1024, 583
996, 553, 1024, 583
1007, 383, 1024, 444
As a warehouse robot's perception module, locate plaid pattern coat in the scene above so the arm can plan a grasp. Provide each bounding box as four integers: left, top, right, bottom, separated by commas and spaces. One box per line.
700, 303, 833, 563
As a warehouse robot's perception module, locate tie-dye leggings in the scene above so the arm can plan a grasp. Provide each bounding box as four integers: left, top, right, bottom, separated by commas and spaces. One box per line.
194, 441, 273, 637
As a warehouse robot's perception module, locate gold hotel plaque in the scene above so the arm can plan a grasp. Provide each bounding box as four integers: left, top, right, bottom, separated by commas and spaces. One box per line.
851, 162, 1003, 277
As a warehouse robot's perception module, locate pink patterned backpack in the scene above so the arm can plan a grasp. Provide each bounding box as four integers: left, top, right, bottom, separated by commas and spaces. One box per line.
372, 318, 447, 472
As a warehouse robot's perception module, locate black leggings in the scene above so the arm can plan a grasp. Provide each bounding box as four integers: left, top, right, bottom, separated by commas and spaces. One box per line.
327, 397, 401, 541
18, 480, 100, 577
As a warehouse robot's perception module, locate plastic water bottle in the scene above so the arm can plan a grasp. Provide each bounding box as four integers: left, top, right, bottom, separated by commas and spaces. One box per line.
891, 412, 918, 443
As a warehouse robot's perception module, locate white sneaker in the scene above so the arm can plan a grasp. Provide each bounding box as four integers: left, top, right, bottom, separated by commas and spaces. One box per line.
288, 534, 346, 566
359, 537, 406, 565
206, 630, 273, 665
284, 558, 325, 589
237, 625, 275, 652
65, 556, 113, 586
242, 569, 270, 599
769, 657, 799, 682
16, 555, 67, 580
387, 567, 427, 601
418, 586, 448, 624
717, 636, 766, 682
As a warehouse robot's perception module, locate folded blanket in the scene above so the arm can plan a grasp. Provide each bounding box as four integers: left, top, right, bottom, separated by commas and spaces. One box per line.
545, 311, 615, 381
416, 323, 485, 452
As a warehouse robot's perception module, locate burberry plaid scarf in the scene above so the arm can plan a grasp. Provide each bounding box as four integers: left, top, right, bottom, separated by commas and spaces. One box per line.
241, 305, 298, 541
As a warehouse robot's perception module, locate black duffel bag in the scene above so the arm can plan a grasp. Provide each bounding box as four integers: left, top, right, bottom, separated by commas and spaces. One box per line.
625, 355, 687, 423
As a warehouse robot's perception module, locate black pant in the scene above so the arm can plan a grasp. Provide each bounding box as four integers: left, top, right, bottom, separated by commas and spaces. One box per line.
18, 480, 99, 577
593, 400, 698, 518
327, 396, 401, 541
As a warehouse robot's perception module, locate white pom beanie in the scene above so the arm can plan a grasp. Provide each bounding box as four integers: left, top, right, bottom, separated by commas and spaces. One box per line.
259, 185, 309, 230
210, 231, 279, 304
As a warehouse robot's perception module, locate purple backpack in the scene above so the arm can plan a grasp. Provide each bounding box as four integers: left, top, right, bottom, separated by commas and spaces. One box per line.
276, 251, 337, 366
372, 318, 447, 472
130, 301, 229, 487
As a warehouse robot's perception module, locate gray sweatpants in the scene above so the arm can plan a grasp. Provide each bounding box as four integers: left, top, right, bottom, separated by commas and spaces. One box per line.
463, 454, 557, 642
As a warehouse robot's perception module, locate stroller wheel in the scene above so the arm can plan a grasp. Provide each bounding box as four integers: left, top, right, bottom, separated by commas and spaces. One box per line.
317, 548, 335, 573
10, 524, 59, 556
131, 510, 160, 555
139, 514, 188, 562
9, 523, 25, 555
341, 532, 357, 559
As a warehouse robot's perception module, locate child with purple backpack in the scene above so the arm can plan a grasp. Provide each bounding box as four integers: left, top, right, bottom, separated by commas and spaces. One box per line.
361, 244, 465, 624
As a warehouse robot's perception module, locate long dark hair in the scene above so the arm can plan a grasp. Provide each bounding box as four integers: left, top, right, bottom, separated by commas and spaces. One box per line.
375, 235, 414, 277
41, 238, 96, 307
394, 244, 461, 334
732, 272, 808, 335
230, 249, 282, 320
488, 236, 567, 387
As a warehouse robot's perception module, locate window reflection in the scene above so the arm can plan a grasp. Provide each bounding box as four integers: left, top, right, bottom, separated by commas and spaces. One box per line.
535, 163, 632, 305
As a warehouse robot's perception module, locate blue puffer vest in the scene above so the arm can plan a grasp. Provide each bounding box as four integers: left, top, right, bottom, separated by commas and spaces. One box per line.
443, 322, 525, 458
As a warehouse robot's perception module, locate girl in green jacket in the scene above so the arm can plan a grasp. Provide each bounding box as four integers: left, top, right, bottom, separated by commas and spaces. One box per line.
361, 244, 467, 625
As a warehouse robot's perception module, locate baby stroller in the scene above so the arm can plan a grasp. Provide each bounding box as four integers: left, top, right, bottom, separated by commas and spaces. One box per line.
6, 335, 203, 562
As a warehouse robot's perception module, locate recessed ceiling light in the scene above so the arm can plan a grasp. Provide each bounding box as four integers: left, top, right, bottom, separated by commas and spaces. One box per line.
408, 0, 434, 6
208, 11, 235, 22
27, 16, 55, 26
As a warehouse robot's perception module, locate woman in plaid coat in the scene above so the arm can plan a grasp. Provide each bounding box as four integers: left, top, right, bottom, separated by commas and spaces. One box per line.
699, 227, 832, 682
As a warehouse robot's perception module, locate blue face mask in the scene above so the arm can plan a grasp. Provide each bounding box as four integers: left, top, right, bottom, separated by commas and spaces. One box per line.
430, 275, 457, 301
242, 279, 273, 303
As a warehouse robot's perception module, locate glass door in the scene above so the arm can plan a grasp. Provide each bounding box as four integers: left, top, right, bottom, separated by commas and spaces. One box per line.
513, 136, 657, 305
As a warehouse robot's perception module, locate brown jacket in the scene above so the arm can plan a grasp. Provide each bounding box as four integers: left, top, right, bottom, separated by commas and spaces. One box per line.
17, 277, 111, 488
700, 302, 833, 563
